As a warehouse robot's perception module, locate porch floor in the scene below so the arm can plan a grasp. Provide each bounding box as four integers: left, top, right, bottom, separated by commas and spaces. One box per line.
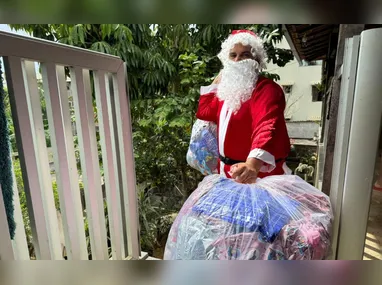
363, 190, 382, 260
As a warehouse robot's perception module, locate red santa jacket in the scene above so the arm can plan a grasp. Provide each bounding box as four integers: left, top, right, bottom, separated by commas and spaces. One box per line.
196, 76, 291, 178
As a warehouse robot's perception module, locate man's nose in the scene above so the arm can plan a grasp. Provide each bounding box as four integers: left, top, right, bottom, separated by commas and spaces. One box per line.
233, 56, 242, 62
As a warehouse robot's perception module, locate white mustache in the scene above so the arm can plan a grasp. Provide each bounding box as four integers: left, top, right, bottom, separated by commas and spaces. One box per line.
223, 58, 259, 71
221, 59, 259, 83
217, 58, 259, 113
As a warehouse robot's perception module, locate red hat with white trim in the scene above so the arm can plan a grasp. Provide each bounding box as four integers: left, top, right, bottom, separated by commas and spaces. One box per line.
231, 29, 257, 37
218, 29, 267, 69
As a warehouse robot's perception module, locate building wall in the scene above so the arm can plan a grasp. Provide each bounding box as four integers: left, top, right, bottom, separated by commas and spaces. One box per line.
264, 38, 323, 123
286, 121, 319, 139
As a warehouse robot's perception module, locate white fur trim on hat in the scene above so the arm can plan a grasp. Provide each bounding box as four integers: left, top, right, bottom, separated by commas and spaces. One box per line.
217, 32, 267, 70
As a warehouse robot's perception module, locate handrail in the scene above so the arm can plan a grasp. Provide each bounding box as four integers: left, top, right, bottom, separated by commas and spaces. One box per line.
0, 31, 123, 72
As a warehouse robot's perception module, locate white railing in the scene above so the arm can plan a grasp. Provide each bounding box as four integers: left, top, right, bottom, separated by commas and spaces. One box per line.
0, 31, 140, 260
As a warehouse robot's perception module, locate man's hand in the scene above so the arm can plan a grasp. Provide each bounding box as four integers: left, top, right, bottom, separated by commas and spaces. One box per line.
230, 158, 263, 184
212, 71, 222, 84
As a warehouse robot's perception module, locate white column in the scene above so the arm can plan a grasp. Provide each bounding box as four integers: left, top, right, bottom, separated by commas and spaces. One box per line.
329, 36, 360, 259
70, 67, 108, 260
112, 64, 140, 259
41, 63, 88, 260
94, 70, 124, 260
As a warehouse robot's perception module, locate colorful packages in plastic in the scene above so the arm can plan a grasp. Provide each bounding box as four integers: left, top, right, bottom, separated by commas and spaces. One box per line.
164, 174, 333, 260
186, 119, 219, 175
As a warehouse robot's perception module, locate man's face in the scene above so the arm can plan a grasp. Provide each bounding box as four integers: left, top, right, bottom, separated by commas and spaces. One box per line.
217, 42, 260, 112
228, 43, 254, 62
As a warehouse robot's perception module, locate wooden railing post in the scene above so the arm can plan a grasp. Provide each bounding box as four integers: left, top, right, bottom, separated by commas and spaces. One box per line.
112, 63, 140, 259
4, 57, 62, 260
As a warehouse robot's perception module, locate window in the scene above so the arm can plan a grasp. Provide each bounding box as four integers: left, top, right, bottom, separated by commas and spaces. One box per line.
282, 85, 293, 94
302, 60, 323, 66
311, 84, 322, 102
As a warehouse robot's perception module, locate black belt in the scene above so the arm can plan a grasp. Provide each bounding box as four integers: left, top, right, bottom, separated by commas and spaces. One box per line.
219, 155, 244, 166
219, 155, 286, 166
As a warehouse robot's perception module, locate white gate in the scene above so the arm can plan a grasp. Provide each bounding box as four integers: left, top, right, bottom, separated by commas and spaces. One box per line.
330, 28, 382, 259
0, 31, 140, 260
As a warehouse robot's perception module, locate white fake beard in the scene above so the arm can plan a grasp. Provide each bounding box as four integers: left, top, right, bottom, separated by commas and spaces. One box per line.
217, 59, 259, 113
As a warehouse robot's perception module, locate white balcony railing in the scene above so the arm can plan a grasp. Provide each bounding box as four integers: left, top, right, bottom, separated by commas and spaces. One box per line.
0, 31, 140, 260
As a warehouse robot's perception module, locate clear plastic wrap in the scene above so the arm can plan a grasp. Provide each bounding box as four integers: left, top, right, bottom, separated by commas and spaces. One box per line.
186, 119, 219, 175
164, 174, 333, 260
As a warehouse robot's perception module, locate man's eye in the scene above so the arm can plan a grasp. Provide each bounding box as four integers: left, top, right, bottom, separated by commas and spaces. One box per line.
229, 53, 236, 58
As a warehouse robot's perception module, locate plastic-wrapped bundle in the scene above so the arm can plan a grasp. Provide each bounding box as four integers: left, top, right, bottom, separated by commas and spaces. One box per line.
186, 119, 219, 175
164, 174, 333, 260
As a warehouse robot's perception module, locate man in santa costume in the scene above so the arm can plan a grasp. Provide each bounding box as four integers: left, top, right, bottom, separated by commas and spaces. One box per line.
196, 29, 291, 184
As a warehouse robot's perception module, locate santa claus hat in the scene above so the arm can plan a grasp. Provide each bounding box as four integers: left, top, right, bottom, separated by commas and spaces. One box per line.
217, 29, 267, 69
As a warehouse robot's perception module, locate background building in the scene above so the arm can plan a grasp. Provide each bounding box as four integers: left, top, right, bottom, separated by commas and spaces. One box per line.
265, 37, 322, 146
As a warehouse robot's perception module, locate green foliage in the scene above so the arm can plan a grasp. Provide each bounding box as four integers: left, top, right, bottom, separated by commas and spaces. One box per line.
13, 159, 32, 253
10, 24, 175, 100
131, 50, 209, 202
2, 87, 17, 152
14, 158, 60, 258
295, 146, 317, 167
260, 71, 281, 82
10, 24, 293, 100
137, 183, 163, 250
131, 49, 213, 255
137, 182, 175, 257
313, 82, 325, 92
293, 146, 317, 184
0, 65, 16, 239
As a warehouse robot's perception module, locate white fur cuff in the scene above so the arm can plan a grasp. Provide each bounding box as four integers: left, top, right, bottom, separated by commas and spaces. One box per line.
248, 148, 276, 173
200, 84, 219, 96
